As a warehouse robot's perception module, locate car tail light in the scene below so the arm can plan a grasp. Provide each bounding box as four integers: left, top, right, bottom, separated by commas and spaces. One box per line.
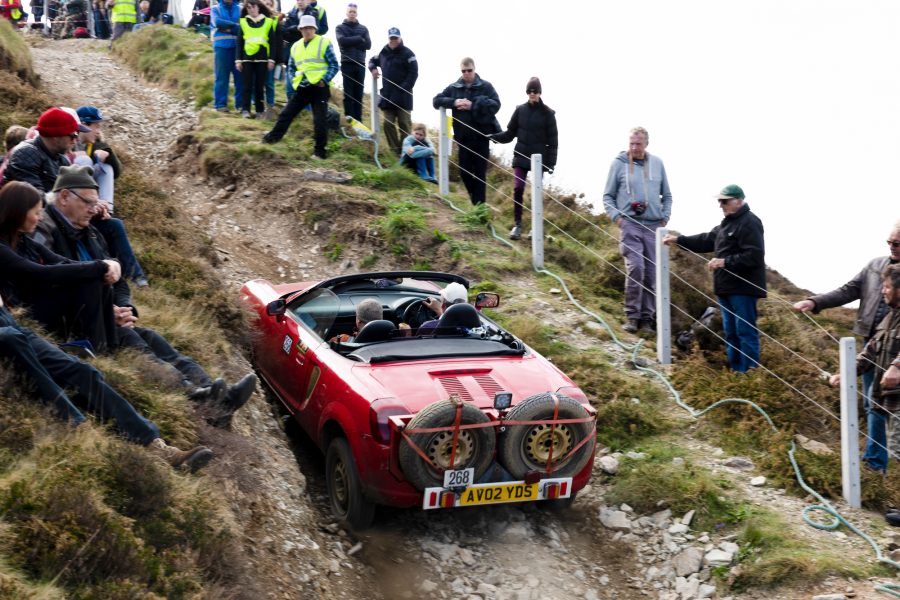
369, 397, 411, 444
556, 386, 590, 405
545, 482, 560, 499
440, 491, 456, 508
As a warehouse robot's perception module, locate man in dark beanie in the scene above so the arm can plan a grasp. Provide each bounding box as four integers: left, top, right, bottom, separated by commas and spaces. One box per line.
491, 76, 558, 240
1, 107, 89, 193
34, 166, 258, 427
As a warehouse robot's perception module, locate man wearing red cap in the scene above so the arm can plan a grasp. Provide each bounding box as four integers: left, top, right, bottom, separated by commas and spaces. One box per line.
1, 107, 88, 193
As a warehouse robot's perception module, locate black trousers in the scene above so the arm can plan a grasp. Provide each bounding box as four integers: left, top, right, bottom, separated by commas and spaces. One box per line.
268, 83, 330, 157
28, 280, 118, 354
241, 61, 268, 114
117, 326, 212, 389
0, 308, 160, 444
457, 134, 490, 205
341, 62, 365, 121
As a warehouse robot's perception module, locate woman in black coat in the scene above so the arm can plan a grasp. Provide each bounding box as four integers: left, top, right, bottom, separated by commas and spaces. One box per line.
491, 77, 558, 240
0, 181, 120, 352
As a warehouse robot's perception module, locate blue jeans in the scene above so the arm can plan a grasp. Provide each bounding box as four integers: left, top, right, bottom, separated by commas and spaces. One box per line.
93, 217, 146, 281
117, 326, 213, 389
285, 60, 296, 101
862, 369, 889, 471
0, 308, 160, 444
214, 45, 243, 109
717, 294, 759, 373
411, 156, 435, 181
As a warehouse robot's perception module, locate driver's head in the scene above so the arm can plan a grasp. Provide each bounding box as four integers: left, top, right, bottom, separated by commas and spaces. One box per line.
356, 298, 383, 330
440, 282, 468, 309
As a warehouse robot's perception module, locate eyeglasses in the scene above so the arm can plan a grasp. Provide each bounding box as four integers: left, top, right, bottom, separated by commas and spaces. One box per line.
69, 133, 79, 140
69, 190, 99, 209
461, 68, 473, 73
717, 198, 734, 204
526, 89, 540, 94
888, 240, 900, 248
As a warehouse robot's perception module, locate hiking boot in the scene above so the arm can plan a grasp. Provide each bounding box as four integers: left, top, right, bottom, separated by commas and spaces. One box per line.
223, 373, 257, 411
623, 319, 640, 334
187, 378, 226, 403
215, 107, 230, 113
134, 277, 149, 288
509, 224, 522, 240
311, 153, 325, 161
149, 438, 213, 473
639, 320, 656, 335
262, 133, 279, 144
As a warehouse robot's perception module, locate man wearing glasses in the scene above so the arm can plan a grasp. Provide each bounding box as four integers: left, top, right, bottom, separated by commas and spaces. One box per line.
792, 221, 900, 473
663, 184, 766, 373
433, 57, 501, 205
0, 107, 87, 193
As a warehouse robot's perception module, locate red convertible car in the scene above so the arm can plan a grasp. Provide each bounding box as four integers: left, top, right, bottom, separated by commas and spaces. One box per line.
241, 271, 596, 528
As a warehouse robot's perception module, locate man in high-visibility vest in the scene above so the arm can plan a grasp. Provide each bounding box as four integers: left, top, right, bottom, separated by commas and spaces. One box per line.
262, 14, 338, 159
108, 0, 138, 43
0, 0, 24, 26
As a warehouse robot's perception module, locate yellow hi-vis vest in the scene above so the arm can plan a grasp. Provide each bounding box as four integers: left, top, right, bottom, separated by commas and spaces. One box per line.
291, 35, 331, 88
239, 16, 275, 57
110, 0, 137, 23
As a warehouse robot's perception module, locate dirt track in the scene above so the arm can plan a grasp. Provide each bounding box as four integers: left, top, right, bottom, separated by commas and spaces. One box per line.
28, 37, 890, 600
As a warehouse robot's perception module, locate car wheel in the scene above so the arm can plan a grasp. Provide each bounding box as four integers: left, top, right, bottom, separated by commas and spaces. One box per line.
498, 393, 595, 479
326, 437, 375, 530
398, 399, 495, 490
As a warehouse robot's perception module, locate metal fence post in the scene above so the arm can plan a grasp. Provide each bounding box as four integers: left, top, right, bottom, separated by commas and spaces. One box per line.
531, 154, 544, 270
655, 228, 671, 365
438, 108, 449, 195
839, 337, 861, 508
369, 73, 380, 151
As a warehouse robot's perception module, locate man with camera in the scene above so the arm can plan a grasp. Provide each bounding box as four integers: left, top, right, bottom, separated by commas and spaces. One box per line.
602, 127, 673, 334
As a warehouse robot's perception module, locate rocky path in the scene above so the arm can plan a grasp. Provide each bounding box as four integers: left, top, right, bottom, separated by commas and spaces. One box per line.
29, 38, 896, 600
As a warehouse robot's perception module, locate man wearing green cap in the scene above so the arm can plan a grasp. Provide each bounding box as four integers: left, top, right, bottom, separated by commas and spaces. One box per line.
663, 184, 766, 372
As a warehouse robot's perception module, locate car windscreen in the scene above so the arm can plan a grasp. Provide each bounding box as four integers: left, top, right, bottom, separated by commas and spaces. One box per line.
287, 288, 339, 339
347, 338, 526, 364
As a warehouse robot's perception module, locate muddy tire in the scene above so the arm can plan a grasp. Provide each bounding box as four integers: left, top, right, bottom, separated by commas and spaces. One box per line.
326, 437, 375, 530
498, 393, 595, 479
398, 400, 495, 490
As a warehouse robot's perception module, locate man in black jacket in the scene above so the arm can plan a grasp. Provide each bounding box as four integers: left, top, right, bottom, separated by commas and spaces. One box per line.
663, 184, 766, 372
1, 107, 88, 193
335, 3, 370, 122
433, 57, 501, 205
34, 166, 257, 426
368, 27, 417, 156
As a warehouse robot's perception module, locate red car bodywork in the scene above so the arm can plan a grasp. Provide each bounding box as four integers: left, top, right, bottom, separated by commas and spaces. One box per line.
240, 275, 596, 509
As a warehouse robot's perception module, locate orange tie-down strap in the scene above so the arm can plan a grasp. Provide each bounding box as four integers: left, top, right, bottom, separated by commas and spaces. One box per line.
400, 404, 597, 476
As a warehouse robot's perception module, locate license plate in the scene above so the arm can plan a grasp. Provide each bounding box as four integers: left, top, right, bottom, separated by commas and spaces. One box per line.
422, 477, 573, 510
443, 468, 474, 489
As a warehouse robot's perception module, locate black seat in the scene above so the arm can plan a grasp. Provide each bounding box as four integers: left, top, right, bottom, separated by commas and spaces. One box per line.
353, 319, 397, 343
435, 303, 481, 332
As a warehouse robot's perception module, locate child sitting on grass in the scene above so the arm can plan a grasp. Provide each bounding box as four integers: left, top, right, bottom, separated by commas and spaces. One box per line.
399, 123, 437, 184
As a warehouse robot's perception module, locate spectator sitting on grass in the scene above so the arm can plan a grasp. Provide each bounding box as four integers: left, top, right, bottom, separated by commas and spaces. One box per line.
0, 125, 29, 184
399, 123, 437, 184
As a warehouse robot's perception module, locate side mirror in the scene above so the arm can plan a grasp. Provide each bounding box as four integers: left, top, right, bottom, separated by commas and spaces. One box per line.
266, 298, 286, 317
474, 292, 500, 309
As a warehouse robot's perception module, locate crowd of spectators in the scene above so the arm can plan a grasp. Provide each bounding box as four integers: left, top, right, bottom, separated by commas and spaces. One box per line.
0, 107, 258, 473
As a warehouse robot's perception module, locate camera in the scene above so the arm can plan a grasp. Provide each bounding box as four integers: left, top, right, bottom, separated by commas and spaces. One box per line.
630, 201, 646, 215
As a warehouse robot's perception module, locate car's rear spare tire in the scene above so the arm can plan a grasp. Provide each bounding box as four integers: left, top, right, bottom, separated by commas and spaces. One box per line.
498, 392, 595, 479
398, 399, 495, 490
326, 437, 375, 530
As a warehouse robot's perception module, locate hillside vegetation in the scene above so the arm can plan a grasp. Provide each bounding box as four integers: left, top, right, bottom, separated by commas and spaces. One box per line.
0, 22, 896, 597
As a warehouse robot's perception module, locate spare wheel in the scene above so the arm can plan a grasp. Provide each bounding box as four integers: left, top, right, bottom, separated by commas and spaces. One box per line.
398, 399, 495, 491
498, 392, 595, 479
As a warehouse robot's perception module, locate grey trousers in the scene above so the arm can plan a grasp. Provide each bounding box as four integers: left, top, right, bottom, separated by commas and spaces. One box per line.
619, 219, 659, 321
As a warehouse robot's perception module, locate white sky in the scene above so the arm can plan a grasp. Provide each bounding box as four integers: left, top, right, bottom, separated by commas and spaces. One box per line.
349, 0, 900, 294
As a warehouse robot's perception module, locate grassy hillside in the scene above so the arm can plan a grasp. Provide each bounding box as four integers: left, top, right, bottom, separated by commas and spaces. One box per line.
0, 23, 251, 599
1, 23, 894, 596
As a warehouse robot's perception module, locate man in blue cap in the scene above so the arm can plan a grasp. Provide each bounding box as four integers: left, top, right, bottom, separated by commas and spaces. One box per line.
368, 26, 417, 156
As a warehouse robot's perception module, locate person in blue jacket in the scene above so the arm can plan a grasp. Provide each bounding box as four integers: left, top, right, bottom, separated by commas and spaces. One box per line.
211, 0, 244, 112
400, 123, 437, 183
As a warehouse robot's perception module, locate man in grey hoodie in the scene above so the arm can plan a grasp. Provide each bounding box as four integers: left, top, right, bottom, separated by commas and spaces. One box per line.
602, 127, 672, 334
